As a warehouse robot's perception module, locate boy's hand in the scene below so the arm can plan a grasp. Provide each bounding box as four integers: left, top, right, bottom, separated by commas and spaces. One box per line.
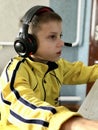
60, 116, 98, 130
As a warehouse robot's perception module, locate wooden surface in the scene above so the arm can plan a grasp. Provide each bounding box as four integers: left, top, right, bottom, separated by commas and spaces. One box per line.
78, 79, 98, 120
59, 96, 81, 112
63, 104, 80, 112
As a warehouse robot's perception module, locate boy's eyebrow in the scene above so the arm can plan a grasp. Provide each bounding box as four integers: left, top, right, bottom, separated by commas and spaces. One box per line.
49, 32, 62, 34
50, 32, 57, 34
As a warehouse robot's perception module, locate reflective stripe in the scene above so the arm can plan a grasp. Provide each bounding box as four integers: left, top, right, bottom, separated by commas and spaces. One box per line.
1, 93, 11, 105
10, 110, 49, 127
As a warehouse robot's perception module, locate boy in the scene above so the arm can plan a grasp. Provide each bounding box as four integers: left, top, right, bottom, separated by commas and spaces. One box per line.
0, 5, 98, 130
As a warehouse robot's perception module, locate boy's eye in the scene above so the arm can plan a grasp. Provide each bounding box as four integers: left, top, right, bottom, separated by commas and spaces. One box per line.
47, 33, 63, 41
50, 35, 57, 39
49, 34, 63, 39
60, 34, 63, 38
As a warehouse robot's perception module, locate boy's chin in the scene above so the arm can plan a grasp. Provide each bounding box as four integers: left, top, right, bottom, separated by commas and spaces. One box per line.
50, 57, 60, 62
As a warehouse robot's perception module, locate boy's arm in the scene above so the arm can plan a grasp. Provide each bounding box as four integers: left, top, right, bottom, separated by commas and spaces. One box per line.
60, 116, 98, 130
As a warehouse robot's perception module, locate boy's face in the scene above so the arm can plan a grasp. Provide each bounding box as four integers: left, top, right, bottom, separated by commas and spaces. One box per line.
33, 21, 64, 62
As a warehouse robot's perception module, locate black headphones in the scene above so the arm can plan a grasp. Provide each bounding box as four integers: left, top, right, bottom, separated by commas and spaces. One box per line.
14, 5, 54, 57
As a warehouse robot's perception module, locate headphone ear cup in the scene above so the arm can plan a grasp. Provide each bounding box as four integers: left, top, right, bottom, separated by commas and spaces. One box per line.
14, 34, 38, 57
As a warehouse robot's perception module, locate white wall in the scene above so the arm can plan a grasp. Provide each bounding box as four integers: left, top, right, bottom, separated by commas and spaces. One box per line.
0, 0, 49, 43
50, 0, 92, 104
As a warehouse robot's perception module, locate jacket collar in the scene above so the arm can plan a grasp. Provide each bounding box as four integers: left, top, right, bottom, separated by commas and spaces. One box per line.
28, 57, 58, 72
47, 61, 58, 72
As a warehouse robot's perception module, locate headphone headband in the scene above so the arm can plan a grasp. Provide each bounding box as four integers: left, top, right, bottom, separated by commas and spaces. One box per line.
22, 5, 54, 24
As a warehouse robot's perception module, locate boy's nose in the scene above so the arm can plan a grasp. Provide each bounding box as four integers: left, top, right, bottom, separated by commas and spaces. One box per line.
58, 40, 64, 47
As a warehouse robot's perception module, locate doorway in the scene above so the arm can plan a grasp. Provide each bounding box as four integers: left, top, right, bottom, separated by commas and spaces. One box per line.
87, 0, 98, 94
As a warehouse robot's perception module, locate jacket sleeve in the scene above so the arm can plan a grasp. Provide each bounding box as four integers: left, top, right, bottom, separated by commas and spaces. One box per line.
0, 59, 80, 130
60, 59, 98, 84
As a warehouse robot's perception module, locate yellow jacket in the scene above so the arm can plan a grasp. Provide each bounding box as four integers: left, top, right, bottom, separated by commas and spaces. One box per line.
0, 56, 98, 130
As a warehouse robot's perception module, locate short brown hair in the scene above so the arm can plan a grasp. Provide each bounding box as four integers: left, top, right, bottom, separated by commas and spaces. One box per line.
30, 12, 62, 34
20, 11, 62, 35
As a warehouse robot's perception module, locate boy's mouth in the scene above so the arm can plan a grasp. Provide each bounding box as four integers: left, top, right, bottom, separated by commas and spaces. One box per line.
56, 51, 61, 55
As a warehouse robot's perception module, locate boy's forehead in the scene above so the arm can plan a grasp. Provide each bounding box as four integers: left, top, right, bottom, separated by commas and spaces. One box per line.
38, 21, 62, 34
40, 20, 62, 28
